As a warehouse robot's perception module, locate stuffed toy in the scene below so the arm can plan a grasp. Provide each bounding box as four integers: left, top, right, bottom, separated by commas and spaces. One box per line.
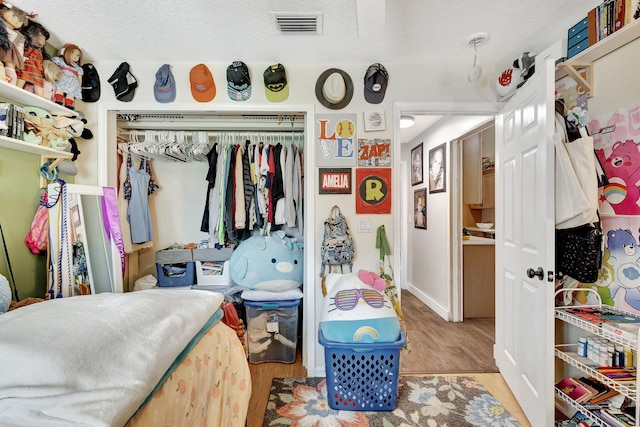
43, 59, 61, 102
52, 43, 83, 109
513, 52, 536, 81
17, 20, 50, 97
0, 2, 28, 85
320, 272, 401, 344
229, 231, 303, 290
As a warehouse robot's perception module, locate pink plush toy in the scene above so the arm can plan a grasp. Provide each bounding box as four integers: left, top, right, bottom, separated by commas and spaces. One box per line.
358, 269, 386, 291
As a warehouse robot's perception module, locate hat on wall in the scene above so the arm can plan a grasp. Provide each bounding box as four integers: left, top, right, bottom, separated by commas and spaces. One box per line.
154, 64, 176, 103
364, 63, 388, 104
315, 68, 353, 110
190, 63, 216, 102
263, 63, 289, 102
227, 61, 251, 101
107, 62, 138, 102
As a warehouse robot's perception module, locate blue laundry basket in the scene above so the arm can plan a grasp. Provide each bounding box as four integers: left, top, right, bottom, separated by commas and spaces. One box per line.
319, 329, 406, 411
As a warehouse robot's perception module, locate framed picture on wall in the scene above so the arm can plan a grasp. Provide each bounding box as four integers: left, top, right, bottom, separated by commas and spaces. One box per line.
410, 143, 423, 186
428, 143, 446, 193
414, 188, 426, 229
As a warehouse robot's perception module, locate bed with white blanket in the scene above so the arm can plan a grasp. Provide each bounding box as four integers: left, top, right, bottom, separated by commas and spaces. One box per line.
0, 289, 251, 427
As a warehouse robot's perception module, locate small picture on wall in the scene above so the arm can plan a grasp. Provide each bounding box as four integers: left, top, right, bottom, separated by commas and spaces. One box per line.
411, 143, 423, 186
414, 188, 426, 229
429, 143, 446, 193
363, 111, 386, 132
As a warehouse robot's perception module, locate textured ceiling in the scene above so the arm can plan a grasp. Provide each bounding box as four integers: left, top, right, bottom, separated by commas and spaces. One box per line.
15, 0, 601, 67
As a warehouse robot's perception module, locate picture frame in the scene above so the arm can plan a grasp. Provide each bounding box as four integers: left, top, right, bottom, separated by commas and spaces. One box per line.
363, 110, 386, 132
318, 167, 352, 194
428, 143, 446, 193
410, 143, 423, 186
413, 188, 427, 229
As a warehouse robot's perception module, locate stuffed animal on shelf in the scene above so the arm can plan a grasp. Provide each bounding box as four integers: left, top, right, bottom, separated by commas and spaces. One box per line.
51, 44, 83, 110
17, 20, 50, 97
0, 2, 28, 84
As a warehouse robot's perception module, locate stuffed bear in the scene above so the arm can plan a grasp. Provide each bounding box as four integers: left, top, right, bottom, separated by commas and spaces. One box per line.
229, 231, 303, 290
320, 272, 401, 344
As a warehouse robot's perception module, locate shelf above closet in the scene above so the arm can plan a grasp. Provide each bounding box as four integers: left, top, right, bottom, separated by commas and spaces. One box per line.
556, 19, 640, 97
118, 112, 306, 132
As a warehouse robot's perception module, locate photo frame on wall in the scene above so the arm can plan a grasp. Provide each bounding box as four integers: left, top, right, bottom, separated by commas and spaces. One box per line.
428, 143, 446, 193
363, 111, 386, 132
410, 143, 423, 186
414, 188, 426, 229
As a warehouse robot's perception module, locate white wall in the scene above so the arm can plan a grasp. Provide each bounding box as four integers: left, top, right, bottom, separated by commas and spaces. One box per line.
401, 115, 495, 320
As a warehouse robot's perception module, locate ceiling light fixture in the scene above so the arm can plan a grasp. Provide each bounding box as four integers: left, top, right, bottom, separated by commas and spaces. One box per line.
466, 32, 489, 83
400, 115, 415, 129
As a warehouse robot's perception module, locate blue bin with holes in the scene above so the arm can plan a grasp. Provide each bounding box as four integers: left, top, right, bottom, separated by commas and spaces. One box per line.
319, 329, 405, 411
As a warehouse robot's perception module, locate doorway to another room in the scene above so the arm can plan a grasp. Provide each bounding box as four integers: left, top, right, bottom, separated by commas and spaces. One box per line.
396, 105, 500, 375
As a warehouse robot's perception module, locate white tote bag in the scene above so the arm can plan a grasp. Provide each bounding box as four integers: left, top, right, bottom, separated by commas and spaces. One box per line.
554, 113, 599, 229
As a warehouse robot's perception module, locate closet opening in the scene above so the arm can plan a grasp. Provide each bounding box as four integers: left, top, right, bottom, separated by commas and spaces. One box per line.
97, 104, 318, 375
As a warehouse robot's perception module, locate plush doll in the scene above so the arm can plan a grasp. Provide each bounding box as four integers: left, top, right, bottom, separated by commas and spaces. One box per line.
42, 59, 61, 102
320, 272, 401, 344
17, 20, 49, 97
51, 44, 83, 109
228, 231, 303, 290
0, 2, 28, 84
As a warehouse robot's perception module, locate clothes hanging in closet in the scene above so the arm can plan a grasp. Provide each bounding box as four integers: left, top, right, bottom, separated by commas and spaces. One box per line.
202, 139, 303, 244
128, 156, 154, 244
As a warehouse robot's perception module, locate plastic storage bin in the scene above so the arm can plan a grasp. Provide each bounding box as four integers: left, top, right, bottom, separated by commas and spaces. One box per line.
319, 329, 406, 411
155, 248, 194, 287
245, 299, 300, 364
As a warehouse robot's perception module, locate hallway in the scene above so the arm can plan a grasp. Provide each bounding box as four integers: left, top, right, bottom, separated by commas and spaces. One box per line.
400, 290, 497, 374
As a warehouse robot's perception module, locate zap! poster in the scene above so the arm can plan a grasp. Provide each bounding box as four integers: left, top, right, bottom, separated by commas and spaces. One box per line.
315, 114, 357, 167
576, 214, 640, 315
358, 138, 391, 167
587, 103, 640, 215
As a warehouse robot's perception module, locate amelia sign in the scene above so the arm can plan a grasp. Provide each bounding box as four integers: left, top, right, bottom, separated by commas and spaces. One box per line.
319, 168, 352, 194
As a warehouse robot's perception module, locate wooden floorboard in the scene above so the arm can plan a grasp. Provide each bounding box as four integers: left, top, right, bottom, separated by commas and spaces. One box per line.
246, 289, 530, 427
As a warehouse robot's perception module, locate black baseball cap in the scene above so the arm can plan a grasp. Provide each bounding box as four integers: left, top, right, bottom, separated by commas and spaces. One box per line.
364, 63, 388, 104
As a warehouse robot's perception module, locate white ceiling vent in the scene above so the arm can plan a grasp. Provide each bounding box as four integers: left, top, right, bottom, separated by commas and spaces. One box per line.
271, 12, 323, 34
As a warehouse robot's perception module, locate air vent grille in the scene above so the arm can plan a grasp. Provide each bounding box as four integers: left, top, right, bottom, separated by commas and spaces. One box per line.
272, 12, 323, 34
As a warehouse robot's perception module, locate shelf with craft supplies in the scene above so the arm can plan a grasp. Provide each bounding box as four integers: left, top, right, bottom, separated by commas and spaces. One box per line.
555, 17, 640, 97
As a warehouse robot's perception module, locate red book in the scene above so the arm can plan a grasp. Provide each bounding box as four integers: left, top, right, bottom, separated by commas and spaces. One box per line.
556, 377, 595, 403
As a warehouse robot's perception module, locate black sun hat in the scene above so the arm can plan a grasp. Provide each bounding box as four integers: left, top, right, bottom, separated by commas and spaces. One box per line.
315, 68, 353, 110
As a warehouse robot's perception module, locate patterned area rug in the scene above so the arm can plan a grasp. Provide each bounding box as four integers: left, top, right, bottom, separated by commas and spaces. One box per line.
264, 376, 522, 426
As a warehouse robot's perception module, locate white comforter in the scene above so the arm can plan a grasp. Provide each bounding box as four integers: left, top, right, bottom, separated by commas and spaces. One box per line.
0, 288, 224, 427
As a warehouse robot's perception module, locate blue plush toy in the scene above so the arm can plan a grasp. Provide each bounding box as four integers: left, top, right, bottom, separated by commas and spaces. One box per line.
229, 231, 303, 290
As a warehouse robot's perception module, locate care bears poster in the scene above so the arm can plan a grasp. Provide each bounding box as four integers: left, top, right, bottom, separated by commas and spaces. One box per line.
575, 215, 640, 315
587, 103, 640, 215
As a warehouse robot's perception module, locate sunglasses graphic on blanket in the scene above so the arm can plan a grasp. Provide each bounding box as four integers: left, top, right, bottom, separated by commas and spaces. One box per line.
328, 288, 389, 311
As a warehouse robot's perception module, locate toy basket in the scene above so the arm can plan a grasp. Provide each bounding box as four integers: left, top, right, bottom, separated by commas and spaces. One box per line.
318, 330, 406, 411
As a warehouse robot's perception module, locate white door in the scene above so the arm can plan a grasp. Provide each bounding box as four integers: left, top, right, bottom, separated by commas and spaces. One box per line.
494, 43, 561, 426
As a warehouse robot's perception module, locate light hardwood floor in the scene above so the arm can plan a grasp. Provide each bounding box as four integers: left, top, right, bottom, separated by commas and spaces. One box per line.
245, 290, 531, 427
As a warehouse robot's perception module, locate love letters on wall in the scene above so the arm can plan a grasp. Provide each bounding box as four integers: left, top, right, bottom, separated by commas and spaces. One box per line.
316, 114, 357, 167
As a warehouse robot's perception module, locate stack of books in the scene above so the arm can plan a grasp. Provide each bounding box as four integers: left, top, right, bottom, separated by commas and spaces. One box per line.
588, 0, 640, 45
556, 376, 620, 405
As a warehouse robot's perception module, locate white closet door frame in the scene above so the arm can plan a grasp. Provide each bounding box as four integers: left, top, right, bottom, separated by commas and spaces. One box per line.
96, 103, 320, 375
